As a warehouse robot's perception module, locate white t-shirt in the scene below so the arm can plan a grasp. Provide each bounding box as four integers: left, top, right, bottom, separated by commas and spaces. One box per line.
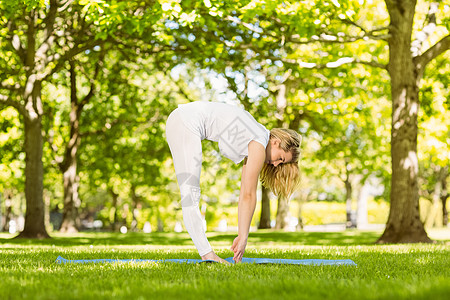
176, 101, 270, 164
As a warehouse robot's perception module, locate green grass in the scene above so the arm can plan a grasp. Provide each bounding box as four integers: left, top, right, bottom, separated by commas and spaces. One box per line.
1, 229, 449, 300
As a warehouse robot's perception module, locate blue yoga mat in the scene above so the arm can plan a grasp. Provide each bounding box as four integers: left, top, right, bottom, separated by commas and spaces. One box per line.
230, 257, 357, 266
55, 256, 356, 266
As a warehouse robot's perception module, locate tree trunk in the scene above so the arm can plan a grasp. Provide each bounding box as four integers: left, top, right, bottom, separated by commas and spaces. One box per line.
2, 191, 12, 232
258, 185, 271, 229
59, 162, 81, 232
441, 167, 448, 226
16, 115, 50, 238
345, 179, 354, 228
378, 0, 431, 243
131, 185, 140, 231
273, 82, 290, 230
60, 62, 82, 233
275, 196, 289, 229
14, 8, 50, 239
424, 166, 445, 228
157, 209, 164, 232
110, 189, 120, 232
356, 181, 369, 229
297, 190, 309, 231
44, 191, 51, 230
344, 165, 355, 228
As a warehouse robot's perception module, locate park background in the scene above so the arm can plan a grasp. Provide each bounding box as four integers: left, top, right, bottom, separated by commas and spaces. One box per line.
0, 0, 449, 242
1, 1, 449, 299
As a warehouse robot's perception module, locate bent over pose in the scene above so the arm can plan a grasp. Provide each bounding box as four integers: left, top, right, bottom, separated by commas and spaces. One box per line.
165, 101, 301, 263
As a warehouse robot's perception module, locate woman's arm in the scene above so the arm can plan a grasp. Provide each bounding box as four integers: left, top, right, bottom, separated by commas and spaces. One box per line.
231, 140, 265, 262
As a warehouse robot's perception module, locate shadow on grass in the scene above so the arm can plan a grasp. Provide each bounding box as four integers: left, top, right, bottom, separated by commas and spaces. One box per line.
0, 230, 382, 247
0, 232, 196, 246
210, 230, 381, 245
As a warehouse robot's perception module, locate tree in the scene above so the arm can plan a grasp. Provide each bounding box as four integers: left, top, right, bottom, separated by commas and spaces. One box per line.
47, 52, 105, 232
245, 0, 450, 241
258, 186, 271, 228
0, 0, 69, 238
0, 107, 25, 232
176, 0, 449, 241
75, 53, 192, 230
0, 0, 163, 237
417, 52, 450, 227
376, 0, 449, 243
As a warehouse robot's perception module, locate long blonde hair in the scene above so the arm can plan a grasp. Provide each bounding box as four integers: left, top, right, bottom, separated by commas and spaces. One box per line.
259, 128, 302, 199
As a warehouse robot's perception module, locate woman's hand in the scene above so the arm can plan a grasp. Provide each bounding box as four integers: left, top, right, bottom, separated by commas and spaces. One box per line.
230, 235, 248, 263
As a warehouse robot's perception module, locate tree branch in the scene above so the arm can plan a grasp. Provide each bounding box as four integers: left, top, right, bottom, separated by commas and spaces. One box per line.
58, 0, 75, 12
225, 15, 390, 45
112, 35, 176, 57
353, 57, 388, 70
79, 49, 106, 108
0, 94, 27, 116
6, 20, 26, 64
45, 127, 64, 166
289, 30, 389, 45
411, 2, 439, 57
25, 8, 37, 68
414, 35, 450, 71
339, 18, 390, 36
225, 16, 274, 38
35, 0, 58, 66
79, 75, 97, 108
41, 39, 106, 82
270, 55, 387, 70
42, 0, 58, 41
285, 16, 390, 45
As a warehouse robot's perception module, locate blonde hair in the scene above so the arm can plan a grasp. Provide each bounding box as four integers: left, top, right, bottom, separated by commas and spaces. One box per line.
260, 128, 302, 199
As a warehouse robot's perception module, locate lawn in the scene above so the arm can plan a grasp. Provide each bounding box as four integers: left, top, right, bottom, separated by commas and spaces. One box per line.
0, 229, 449, 300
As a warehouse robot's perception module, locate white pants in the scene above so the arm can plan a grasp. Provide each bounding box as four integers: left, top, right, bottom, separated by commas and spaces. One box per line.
165, 108, 212, 256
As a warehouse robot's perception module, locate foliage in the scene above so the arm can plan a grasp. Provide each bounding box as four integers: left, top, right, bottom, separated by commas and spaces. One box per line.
418, 52, 450, 200
0, 0, 449, 234
0, 108, 24, 193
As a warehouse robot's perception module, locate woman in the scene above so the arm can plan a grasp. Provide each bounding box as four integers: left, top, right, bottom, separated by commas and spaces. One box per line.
165, 101, 301, 263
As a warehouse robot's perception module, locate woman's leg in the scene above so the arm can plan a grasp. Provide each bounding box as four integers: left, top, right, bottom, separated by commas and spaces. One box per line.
165, 109, 212, 256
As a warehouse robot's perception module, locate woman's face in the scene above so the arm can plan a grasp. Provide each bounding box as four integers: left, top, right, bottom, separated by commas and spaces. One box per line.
265, 138, 293, 167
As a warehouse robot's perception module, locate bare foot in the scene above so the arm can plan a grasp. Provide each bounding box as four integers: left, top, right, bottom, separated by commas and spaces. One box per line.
201, 251, 231, 264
